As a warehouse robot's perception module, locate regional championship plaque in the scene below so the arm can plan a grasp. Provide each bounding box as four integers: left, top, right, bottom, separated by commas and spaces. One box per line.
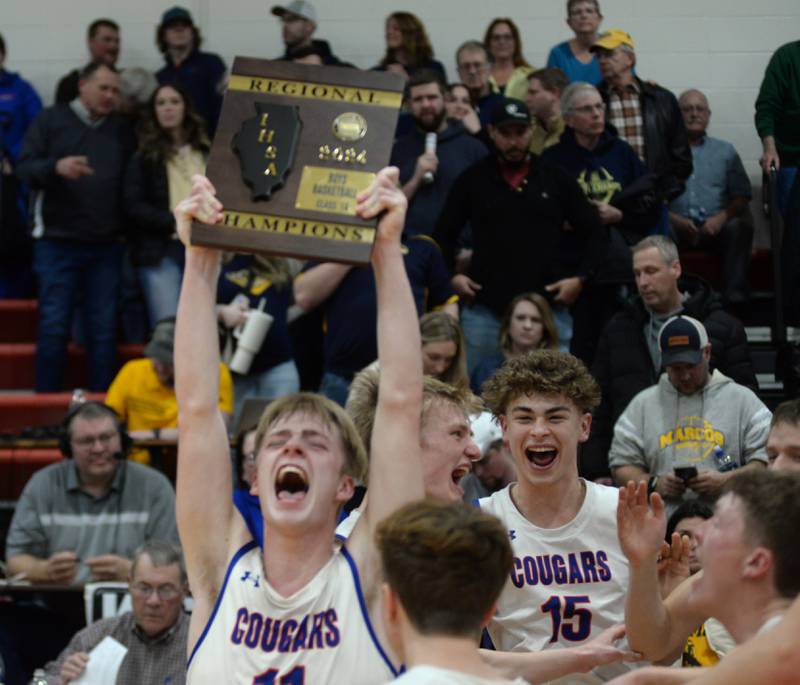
191, 58, 404, 264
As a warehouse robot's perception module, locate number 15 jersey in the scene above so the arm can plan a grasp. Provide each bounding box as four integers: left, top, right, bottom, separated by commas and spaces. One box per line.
479, 481, 632, 683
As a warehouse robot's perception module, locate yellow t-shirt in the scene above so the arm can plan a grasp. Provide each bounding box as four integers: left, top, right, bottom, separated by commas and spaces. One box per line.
682, 622, 726, 667
106, 358, 233, 464
490, 65, 535, 101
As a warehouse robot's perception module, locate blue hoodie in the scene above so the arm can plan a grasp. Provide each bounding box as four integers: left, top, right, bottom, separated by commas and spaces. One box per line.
0, 69, 42, 163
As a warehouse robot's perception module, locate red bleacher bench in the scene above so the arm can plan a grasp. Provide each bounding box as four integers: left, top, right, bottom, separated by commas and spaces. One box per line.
0, 448, 63, 500
0, 344, 144, 390
0, 299, 37, 343
0, 393, 106, 433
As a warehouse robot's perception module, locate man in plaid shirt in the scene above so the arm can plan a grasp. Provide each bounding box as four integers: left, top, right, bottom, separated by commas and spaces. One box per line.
592, 29, 692, 206
42, 540, 189, 685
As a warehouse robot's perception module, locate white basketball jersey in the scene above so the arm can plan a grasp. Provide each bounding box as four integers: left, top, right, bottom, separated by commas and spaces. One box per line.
479, 481, 632, 684
187, 541, 398, 685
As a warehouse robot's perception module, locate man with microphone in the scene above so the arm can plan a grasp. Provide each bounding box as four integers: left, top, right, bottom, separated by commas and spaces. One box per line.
390, 70, 487, 237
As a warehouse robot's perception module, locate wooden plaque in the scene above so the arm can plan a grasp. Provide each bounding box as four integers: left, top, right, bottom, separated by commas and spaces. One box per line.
191, 58, 404, 264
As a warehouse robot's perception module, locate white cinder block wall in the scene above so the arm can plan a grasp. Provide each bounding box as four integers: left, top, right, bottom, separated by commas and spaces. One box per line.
2, 1, 799, 244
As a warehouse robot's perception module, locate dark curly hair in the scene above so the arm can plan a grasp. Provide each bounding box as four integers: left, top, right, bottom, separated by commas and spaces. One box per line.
482, 349, 601, 417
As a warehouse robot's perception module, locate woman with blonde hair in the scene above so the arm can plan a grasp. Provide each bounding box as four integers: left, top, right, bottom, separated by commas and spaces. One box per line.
419, 311, 469, 389
483, 18, 533, 100
470, 293, 559, 393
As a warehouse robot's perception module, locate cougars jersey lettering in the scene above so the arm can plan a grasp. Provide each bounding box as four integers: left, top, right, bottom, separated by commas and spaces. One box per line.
187, 541, 398, 684
479, 481, 632, 684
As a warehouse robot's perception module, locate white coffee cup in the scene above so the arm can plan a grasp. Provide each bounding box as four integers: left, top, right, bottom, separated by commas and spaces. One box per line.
230, 305, 273, 375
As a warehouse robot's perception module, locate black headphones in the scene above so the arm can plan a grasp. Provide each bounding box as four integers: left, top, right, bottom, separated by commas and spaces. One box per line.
59, 401, 133, 459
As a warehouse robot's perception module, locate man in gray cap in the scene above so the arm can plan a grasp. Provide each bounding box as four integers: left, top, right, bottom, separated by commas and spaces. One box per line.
271, 0, 347, 65
609, 315, 770, 513
105, 318, 233, 464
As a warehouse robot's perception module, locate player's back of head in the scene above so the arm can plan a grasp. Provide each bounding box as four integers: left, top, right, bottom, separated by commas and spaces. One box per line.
723, 469, 800, 599
375, 500, 513, 636
255, 392, 368, 482
481, 348, 601, 417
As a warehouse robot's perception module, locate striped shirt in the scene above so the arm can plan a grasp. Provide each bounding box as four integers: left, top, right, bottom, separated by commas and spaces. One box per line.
5, 460, 178, 584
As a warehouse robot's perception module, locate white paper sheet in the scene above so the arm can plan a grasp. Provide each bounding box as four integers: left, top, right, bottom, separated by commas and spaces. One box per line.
72, 635, 128, 684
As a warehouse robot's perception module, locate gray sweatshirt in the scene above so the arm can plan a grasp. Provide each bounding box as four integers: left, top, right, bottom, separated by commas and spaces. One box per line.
608, 369, 770, 483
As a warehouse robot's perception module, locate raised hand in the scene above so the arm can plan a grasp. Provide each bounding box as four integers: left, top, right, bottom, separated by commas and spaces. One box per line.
356, 166, 407, 246
173, 175, 224, 247
617, 481, 667, 569
657, 532, 691, 598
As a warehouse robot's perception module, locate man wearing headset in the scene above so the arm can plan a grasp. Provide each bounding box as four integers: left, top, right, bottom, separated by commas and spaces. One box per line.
5, 401, 179, 585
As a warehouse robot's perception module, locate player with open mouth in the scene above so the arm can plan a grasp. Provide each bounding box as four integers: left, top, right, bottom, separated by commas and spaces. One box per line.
173, 167, 427, 685
476, 349, 639, 683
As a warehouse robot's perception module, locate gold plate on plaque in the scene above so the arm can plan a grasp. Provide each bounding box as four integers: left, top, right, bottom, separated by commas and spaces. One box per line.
332, 112, 368, 141
295, 166, 376, 216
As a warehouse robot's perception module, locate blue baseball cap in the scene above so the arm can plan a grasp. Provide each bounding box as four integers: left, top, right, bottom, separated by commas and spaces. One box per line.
659, 315, 709, 366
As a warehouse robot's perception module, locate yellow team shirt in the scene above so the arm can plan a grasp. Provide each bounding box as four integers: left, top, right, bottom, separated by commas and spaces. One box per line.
682, 619, 735, 668
106, 358, 233, 464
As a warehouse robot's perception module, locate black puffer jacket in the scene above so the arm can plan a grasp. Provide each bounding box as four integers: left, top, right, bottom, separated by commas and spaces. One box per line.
123, 152, 174, 267
583, 274, 758, 479
597, 77, 692, 202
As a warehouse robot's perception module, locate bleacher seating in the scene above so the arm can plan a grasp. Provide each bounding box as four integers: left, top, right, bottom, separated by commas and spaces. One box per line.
0, 301, 141, 503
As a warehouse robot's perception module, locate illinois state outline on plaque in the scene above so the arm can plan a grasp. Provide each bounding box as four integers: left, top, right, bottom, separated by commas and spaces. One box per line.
233, 101, 302, 201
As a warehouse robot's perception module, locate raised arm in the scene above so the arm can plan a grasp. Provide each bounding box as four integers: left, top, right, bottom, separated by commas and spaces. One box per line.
173, 177, 242, 598
348, 167, 424, 566
618, 482, 706, 662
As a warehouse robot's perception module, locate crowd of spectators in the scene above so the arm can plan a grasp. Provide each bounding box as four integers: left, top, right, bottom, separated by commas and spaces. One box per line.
1, 2, 799, 684
0, 0, 789, 404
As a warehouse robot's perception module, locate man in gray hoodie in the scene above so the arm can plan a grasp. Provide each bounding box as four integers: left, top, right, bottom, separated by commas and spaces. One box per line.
609, 315, 769, 512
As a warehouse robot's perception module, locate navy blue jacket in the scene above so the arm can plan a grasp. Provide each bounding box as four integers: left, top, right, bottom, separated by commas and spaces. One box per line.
542, 126, 660, 238
16, 104, 135, 242
157, 49, 226, 135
